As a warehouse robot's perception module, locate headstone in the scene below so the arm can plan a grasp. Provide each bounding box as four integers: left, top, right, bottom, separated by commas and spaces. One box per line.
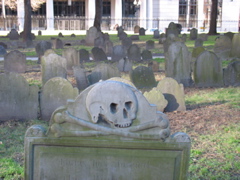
190, 28, 198, 40
130, 35, 139, 41
38, 30, 42, 36
139, 28, 146, 36
148, 60, 159, 72
105, 40, 114, 56
73, 66, 89, 91
130, 66, 156, 88
71, 33, 76, 37
163, 34, 181, 53
62, 48, 79, 73
0, 42, 7, 49
0, 45, 7, 55
58, 32, 64, 37
94, 36, 106, 52
117, 26, 124, 37
230, 33, 240, 58
25, 80, 190, 180
224, 32, 234, 40
134, 25, 140, 33
153, 30, 160, 39
86, 26, 100, 46
127, 44, 141, 61
122, 37, 132, 51
141, 49, 153, 61
40, 77, 78, 121
214, 35, 232, 61
181, 34, 187, 42
198, 34, 208, 41
191, 47, 205, 72
117, 58, 133, 72
193, 51, 223, 87
79, 49, 90, 63
4, 50, 26, 73
146, 40, 155, 50
223, 60, 240, 86
144, 88, 168, 112
118, 31, 128, 41
157, 77, 186, 112
111, 45, 126, 62
165, 41, 192, 86
52, 38, 63, 49
166, 22, 179, 38
91, 47, 108, 61
41, 53, 67, 85
35, 41, 52, 63
0, 73, 38, 121
194, 38, 203, 47
7, 29, 20, 40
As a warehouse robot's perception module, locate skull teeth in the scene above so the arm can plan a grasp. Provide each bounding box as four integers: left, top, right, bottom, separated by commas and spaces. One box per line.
115, 123, 131, 128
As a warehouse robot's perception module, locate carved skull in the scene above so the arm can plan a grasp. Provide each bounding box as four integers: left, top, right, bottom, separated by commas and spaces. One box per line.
86, 81, 138, 128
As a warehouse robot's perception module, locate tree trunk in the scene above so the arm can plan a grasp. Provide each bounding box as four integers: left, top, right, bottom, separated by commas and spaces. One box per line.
23, 0, 33, 47
93, 0, 102, 32
208, 0, 218, 35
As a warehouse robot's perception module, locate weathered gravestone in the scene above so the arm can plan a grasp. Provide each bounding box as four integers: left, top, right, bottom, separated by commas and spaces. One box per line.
111, 45, 126, 62
0, 45, 7, 55
157, 77, 186, 112
91, 47, 108, 61
122, 37, 132, 51
40, 77, 79, 121
230, 33, 240, 58
214, 35, 232, 61
223, 60, 240, 86
105, 40, 113, 56
148, 61, 159, 72
35, 41, 52, 63
73, 66, 89, 91
153, 30, 160, 39
146, 40, 155, 50
4, 50, 26, 73
181, 34, 187, 42
139, 27, 146, 36
0, 73, 38, 121
41, 53, 67, 85
79, 49, 90, 63
117, 57, 133, 72
224, 32, 234, 40
127, 44, 141, 61
141, 49, 153, 61
165, 41, 192, 87
94, 36, 106, 52
166, 22, 179, 38
134, 25, 140, 33
58, 32, 64, 38
118, 31, 128, 41
62, 47, 79, 73
189, 28, 198, 40
194, 38, 203, 47
193, 51, 223, 87
52, 38, 64, 49
159, 33, 167, 44
130, 66, 157, 88
7, 29, 20, 40
144, 88, 168, 112
25, 79, 191, 180
85, 26, 100, 46
191, 47, 205, 72
87, 63, 121, 85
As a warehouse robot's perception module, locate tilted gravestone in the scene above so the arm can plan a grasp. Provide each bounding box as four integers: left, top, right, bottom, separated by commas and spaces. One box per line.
111, 45, 126, 62
79, 49, 90, 63
146, 40, 155, 50
4, 50, 26, 73
223, 60, 240, 86
157, 77, 186, 112
62, 47, 79, 73
189, 28, 198, 40
40, 77, 79, 121
230, 33, 240, 58
165, 41, 192, 86
0, 73, 38, 121
73, 66, 89, 91
35, 41, 52, 63
130, 66, 157, 88
143, 87, 168, 112
127, 44, 141, 62
91, 47, 108, 61
41, 53, 67, 85
25, 79, 191, 180
193, 51, 223, 87
214, 35, 232, 61
117, 57, 133, 72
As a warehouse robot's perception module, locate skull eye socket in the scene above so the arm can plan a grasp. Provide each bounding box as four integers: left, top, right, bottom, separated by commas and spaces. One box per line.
110, 103, 118, 114
125, 101, 132, 110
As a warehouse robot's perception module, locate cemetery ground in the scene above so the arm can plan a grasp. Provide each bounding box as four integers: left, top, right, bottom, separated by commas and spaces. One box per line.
0, 34, 239, 180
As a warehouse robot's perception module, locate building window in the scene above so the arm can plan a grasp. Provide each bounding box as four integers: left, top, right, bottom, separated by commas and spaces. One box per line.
123, 0, 135, 17
54, 0, 85, 17
179, 0, 187, 15
190, 0, 197, 15
103, 0, 111, 16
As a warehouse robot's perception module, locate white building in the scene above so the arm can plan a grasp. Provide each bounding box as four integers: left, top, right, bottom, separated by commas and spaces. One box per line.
1, 0, 240, 32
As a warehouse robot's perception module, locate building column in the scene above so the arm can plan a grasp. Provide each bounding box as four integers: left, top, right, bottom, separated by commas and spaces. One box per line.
46, 0, 54, 30
111, 0, 122, 29
147, 0, 153, 29
17, 0, 24, 31
140, 0, 147, 28
85, 0, 95, 30
197, 0, 204, 31
186, 0, 190, 28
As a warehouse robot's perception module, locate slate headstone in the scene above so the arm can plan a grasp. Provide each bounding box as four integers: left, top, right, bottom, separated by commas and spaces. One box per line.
4, 50, 26, 73
190, 28, 198, 40
62, 48, 80, 73
35, 41, 52, 63
112, 45, 126, 62
79, 49, 90, 63
73, 66, 89, 91
127, 44, 141, 61
223, 60, 240, 86
91, 47, 108, 61
141, 49, 153, 61
117, 58, 133, 72
52, 38, 63, 49
214, 35, 232, 61
139, 28, 146, 36
146, 40, 155, 50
